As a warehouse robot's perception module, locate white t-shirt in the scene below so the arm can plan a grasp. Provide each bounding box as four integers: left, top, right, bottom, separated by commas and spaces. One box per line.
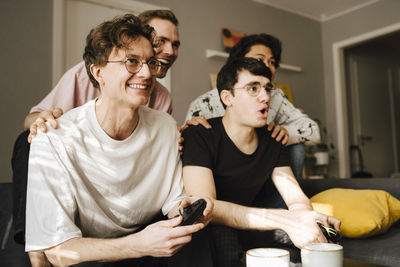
185, 88, 320, 146
26, 100, 184, 251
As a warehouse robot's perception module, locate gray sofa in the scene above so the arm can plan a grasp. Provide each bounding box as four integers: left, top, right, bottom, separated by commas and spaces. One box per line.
2, 179, 399, 266
300, 177, 400, 267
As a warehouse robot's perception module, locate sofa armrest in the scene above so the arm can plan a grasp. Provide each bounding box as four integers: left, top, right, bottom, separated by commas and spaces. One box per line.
300, 178, 400, 199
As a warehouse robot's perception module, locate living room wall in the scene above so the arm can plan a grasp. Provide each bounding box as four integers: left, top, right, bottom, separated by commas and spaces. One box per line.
143, 0, 325, 125
321, 0, 400, 177
0, 0, 324, 183
0, 0, 52, 183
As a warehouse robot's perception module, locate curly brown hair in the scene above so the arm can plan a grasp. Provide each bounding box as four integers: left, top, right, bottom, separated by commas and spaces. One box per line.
83, 14, 155, 88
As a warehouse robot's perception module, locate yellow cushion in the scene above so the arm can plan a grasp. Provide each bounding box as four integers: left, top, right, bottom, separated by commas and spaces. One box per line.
311, 188, 400, 238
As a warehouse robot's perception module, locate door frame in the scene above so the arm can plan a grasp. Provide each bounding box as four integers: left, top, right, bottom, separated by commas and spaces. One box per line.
332, 22, 400, 177
52, 0, 167, 87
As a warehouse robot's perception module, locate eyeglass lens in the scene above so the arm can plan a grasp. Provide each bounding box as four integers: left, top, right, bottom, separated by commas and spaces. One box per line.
125, 57, 160, 75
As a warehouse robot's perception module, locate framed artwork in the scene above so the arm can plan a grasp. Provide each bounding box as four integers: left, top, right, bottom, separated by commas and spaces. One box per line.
222, 28, 246, 52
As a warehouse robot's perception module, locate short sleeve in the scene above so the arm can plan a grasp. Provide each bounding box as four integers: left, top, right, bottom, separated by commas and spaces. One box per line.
25, 130, 81, 251
181, 125, 214, 169
276, 145, 290, 168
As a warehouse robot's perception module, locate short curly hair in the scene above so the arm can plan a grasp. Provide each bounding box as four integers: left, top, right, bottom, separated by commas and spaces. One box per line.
83, 14, 155, 88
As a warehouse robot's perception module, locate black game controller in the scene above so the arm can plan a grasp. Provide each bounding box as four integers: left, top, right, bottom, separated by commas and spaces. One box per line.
179, 199, 207, 226
318, 223, 342, 243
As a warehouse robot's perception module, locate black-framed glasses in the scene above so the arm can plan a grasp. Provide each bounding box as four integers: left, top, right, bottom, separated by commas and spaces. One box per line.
107, 56, 161, 75
232, 83, 274, 97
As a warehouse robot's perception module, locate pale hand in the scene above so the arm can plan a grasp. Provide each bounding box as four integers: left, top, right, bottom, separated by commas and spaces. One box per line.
132, 216, 204, 258
283, 210, 341, 248
28, 107, 63, 143
268, 121, 289, 145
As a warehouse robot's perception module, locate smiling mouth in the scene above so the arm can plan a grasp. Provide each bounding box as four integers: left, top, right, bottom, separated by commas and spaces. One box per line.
127, 84, 149, 90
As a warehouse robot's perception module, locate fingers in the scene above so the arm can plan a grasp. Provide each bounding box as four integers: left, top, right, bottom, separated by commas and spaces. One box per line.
282, 135, 288, 145
178, 137, 184, 155
184, 117, 211, 129
271, 124, 280, 139
202, 197, 214, 217
327, 216, 341, 231
52, 107, 63, 119
27, 133, 33, 144
35, 118, 48, 133
267, 121, 275, 131
269, 123, 289, 145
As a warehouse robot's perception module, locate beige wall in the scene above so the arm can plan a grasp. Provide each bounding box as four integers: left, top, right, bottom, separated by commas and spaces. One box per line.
0, 0, 324, 183
2, 0, 399, 182
144, 0, 325, 125
0, 0, 52, 183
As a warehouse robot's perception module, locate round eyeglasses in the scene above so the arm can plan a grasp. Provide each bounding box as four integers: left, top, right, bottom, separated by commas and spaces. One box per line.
107, 56, 161, 75
232, 83, 274, 97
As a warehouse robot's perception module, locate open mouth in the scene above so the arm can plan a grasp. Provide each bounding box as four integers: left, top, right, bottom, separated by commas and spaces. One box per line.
259, 107, 268, 114
158, 58, 170, 66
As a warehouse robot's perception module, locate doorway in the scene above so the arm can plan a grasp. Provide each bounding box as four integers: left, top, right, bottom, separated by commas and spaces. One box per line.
344, 32, 400, 177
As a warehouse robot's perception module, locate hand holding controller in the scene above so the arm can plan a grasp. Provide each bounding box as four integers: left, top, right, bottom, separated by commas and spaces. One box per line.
179, 199, 207, 226
318, 223, 342, 243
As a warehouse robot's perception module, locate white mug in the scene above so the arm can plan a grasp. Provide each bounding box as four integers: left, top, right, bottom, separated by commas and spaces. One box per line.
301, 243, 343, 267
246, 248, 290, 267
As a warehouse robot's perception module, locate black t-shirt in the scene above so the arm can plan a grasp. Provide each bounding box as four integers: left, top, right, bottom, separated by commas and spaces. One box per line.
182, 117, 290, 206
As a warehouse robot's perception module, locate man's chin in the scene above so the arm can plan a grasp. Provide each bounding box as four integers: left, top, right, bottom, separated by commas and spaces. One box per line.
156, 66, 169, 79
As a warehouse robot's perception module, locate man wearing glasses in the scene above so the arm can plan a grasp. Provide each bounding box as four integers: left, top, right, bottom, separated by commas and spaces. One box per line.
185, 34, 321, 182
11, 9, 182, 247
180, 57, 340, 266
25, 14, 212, 267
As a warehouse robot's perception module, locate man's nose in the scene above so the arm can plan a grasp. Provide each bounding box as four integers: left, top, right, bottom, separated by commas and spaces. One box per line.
162, 42, 174, 55
257, 88, 270, 102
136, 62, 152, 78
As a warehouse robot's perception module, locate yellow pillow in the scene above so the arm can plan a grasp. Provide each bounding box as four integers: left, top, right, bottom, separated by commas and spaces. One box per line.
311, 188, 400, 238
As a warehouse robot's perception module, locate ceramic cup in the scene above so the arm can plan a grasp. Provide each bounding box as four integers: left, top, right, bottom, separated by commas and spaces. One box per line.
246, 248, 290, 267
301, 243, 343, 267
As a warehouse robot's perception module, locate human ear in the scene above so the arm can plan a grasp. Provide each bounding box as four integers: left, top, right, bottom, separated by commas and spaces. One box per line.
220, 90, 233, 107
90, 64, 104, 86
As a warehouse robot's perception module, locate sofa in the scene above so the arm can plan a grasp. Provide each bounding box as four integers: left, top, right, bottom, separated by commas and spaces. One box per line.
300, 177, 400, 267
2, 178, 399, 266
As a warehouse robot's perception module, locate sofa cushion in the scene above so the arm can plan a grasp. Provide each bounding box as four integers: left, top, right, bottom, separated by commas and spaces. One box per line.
311, 188, 400, 238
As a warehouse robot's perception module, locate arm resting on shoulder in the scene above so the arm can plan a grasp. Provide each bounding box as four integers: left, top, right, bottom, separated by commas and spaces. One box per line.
272, 91, 320, 145
24, 112, 40, 131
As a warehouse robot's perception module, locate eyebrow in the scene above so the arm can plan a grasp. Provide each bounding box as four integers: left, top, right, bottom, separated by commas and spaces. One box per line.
244, 81, 261, 86
254, 53, 275, 59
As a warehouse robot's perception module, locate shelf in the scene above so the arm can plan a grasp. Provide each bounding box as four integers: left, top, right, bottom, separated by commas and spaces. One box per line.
205, 49, 302, 73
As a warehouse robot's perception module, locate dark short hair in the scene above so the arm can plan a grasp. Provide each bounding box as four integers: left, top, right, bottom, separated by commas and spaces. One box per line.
83, 14, 155, 88
227, 34, 282, 68
139, 9, 179, 26
217, 57, 272, 108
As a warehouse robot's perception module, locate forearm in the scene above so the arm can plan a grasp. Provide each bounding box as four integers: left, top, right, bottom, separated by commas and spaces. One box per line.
212, 199, 291, 231
284, 122, 321, 146
28, 251, 51, 267
45, 236, 142, 266
24, 112, 40, 130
